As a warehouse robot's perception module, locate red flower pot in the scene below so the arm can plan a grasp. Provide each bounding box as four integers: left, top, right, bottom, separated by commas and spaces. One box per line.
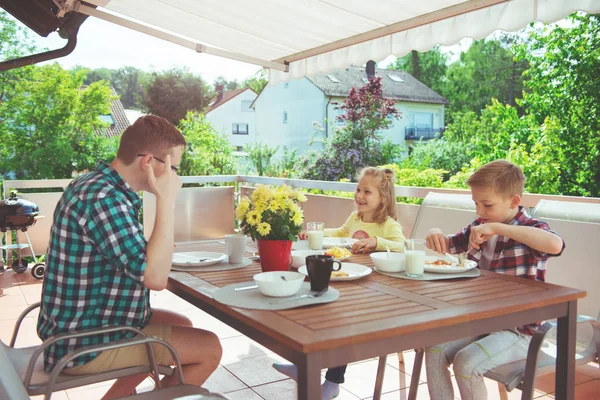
256, 240, 292, 272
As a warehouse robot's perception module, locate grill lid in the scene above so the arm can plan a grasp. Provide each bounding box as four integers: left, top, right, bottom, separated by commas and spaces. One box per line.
0, 192, 40, 217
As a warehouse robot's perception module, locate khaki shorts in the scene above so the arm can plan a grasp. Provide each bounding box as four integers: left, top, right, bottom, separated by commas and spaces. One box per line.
63, 324, 173, 375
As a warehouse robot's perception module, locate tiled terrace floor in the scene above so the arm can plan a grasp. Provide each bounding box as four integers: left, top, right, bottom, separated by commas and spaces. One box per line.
1, 269, 599, 400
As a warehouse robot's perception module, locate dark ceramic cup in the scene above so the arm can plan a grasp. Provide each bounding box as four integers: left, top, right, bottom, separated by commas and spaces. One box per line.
305, 254, 342, 292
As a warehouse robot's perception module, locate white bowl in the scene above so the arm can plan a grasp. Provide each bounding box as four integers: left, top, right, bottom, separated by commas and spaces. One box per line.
290, 249, 325, 268
253, 271, 305, 297
370, 252, 405, 272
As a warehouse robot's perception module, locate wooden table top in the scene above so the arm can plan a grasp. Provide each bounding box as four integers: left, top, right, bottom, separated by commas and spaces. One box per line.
169, 241, 586, 354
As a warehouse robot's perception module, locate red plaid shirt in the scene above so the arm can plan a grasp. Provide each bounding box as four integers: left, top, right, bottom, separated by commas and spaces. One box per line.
448, 206, 565, 334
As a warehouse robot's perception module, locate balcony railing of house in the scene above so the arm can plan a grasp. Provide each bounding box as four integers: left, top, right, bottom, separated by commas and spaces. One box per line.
405, 127, 444, 140
2, 176, 600, 317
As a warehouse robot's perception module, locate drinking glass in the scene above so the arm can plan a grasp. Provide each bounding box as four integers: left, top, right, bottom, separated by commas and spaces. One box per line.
404, 239, 426, 277
307, 222, 324, 250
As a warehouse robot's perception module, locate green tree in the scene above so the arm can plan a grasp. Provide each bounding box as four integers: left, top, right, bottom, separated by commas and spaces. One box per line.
244, 142, 279, 176
444, 38, 528, 121
177, 112, 236, 176
213, 76, 240, 91
145, 67, 210, 125
243, 68, 268, 93
79, 66, 149, 109
389, 47, 448, 95
517, 13, 600, 196
0, 64, 117, 178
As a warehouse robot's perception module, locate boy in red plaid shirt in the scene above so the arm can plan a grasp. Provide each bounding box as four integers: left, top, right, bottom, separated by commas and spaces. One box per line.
424, 160, 564, 400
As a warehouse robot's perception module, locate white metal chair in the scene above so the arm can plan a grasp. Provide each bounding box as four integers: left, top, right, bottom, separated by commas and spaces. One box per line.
5, 302, 224, 399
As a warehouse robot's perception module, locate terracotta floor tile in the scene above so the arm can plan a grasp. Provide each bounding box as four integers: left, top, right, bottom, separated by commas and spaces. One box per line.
573, 379, 600, 400
220, 335, 274, 365
30, 390, 70, 400
363, 382, 432, 400
65, 382, 113, 399
19, 283, 42, 304
0, 292, 27, 308
8, 316, 42, 347
203, 365, 247, 393
338, 359, 406, 399
577, 362, 600, 380
224, 388, 265, 399
251, 379, 299, 400
0, 304, 39, 321
534, 370, 595, 394
225, 353, 289, 387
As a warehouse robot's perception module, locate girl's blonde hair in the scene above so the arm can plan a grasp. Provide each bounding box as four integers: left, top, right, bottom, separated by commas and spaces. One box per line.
356, 167, 397, 224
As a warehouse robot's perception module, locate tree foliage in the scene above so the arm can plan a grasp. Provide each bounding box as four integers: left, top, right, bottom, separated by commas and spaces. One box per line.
0, 64, 118, 178
443, 38, 528, 121
177, 112, 236, 176
390, 47, 448, 95
79, 66, 150, 109
145, 68, 210, 125
517, 13, 600, 196
243, 68, 268, 94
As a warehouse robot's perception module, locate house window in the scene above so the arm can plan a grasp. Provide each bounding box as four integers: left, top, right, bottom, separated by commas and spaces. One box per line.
327, 75, 340, 83
99, 114, 115, 127
387, 74, 404, 83
284, 82, 289, 89
361, 77, 369, 84
235, 146, 244, 151
232, 123, 249, 135
283, 111, 288, 124
241, 100, 253, 112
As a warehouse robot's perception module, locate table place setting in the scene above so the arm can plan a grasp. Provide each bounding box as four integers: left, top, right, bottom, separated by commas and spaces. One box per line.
213, 273, 340, 311
370, 239, 480, 280
171, 234, 253, 272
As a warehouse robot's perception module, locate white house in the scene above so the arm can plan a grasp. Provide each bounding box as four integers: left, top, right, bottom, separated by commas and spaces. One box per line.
205, 86, 257, 151
252, 65, 448, 157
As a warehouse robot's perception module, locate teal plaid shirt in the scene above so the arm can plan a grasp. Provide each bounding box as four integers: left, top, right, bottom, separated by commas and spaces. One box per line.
37, 161, 151, 371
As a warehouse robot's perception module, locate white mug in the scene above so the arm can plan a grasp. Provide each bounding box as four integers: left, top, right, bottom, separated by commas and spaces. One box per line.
225, 234, 247, 264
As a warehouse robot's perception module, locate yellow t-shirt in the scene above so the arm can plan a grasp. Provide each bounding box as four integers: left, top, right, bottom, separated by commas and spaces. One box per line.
324, 211, 405, 252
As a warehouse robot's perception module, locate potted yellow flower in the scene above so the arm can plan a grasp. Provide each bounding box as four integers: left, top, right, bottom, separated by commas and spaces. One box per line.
236, 185, 306, 271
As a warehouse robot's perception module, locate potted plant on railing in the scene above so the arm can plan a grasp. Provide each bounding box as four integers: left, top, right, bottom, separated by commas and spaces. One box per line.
236, 185, 306, 272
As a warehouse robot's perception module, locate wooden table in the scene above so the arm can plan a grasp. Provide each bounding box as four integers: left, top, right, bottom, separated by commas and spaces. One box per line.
168, 241, 585, 400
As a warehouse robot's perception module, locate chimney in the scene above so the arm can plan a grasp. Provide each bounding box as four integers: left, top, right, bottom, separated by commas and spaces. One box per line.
366, 60, 376, 80
215, 84, 224, 104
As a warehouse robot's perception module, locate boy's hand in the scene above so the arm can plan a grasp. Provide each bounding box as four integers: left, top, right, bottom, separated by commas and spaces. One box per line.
469, 223, 498, 249
146, 154, 182, 205
298, 231, 308, 240
425, 228, 449, 254
352, 237, 377, 254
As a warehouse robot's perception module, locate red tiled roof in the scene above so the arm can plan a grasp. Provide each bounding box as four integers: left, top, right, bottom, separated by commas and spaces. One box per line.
206, 88, 253, 113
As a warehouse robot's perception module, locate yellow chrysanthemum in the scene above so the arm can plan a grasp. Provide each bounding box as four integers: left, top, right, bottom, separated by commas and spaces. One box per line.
235, 197, 250, 220
246, 210, 261, 226
268, 200, 279, 212
296, 192, 307, 202
257, 222, 271, 236
292, 210, 304, 225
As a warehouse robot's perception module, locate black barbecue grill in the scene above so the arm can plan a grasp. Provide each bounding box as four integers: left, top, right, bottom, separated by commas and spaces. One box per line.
0, 192, 46, 279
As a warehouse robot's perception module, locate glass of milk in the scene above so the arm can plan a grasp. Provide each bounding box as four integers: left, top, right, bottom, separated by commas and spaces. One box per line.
307, 222, 325, 250
404, 239, 426, 277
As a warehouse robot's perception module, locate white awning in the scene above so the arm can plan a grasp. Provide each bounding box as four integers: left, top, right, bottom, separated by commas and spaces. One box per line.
74, 0, 600, 84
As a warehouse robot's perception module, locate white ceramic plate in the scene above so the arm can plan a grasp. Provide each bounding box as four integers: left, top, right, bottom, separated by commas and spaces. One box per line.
172, 251, 227, 267
298, 262, 372, 281
423, 256, 478, 274
322, 237, 358, 249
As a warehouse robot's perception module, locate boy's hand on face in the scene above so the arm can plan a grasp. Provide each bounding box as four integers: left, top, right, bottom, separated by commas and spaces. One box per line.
146, 154, 182, 205
469, 223, 498, 249
425, 228, 448, 254
298, 231, 308, 240
352, 237, 377, 254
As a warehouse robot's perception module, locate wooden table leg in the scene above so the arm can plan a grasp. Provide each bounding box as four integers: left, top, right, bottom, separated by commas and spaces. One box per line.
297, 354, 322, 400
554, 300, 577, 400
373, 354, 387, 399
408, 349, 424, 400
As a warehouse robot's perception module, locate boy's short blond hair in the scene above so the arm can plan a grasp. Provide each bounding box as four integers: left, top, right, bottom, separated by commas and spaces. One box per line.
466, 160, 526, 197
